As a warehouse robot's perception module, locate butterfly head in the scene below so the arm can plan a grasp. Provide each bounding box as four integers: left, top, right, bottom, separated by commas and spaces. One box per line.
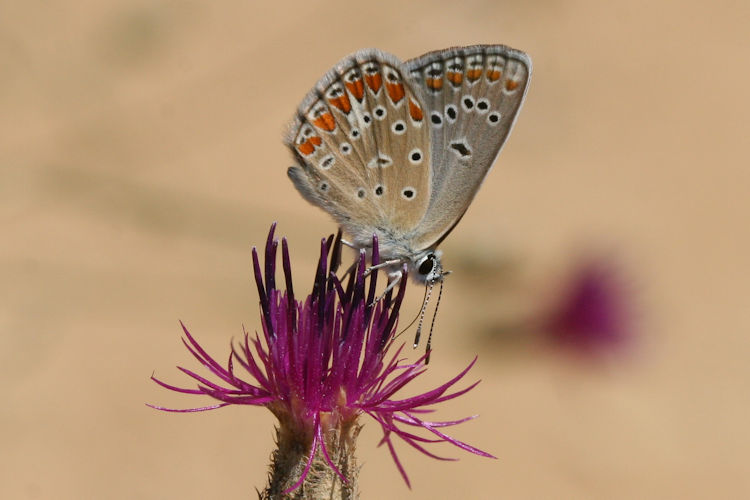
412, 250, 448, 284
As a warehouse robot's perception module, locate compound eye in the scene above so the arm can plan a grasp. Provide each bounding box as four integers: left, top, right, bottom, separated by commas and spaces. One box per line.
418, 255, 435, 276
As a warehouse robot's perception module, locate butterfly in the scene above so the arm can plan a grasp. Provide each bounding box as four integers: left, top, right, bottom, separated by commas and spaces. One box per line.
286, 45, 531, 289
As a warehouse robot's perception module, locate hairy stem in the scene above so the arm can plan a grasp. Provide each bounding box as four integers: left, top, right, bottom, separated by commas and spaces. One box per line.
261, 417, 361, 500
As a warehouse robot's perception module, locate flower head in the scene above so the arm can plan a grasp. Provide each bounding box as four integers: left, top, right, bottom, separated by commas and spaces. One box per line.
151, 224, 492, 494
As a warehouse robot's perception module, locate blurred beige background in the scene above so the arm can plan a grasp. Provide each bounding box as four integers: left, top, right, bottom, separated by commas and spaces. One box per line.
2, 1, 748, 498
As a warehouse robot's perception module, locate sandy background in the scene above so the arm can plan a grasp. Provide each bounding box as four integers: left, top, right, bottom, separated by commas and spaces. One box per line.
2, 1, 749, 498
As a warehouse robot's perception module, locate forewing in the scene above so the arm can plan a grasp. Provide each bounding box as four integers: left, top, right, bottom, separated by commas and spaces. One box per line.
286, 49, 432, 247
403, 45, 531, 250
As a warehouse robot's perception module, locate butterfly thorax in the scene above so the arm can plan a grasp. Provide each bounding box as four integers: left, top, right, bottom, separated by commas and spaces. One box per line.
351, 228, 443, 284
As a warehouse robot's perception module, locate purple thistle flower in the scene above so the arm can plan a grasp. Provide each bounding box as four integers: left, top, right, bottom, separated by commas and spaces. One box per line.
544, 257, 633, 354
150, 224, 493, 496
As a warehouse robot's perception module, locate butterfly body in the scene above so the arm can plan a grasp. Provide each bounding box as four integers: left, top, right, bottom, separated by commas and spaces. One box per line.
286, 45, 531, 283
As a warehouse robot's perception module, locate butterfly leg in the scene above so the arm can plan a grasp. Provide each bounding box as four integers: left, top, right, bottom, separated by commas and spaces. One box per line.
373, 269, 403, 303
340, 238, 401, 278
364, 259, 403, 277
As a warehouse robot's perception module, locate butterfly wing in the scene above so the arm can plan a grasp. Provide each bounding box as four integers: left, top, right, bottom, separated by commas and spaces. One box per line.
286, 49, 433, 252
403, 45, 532, 250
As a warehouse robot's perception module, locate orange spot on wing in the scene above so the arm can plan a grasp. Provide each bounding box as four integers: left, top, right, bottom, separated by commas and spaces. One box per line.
364, 73, 382, 93
386, 82, 405, 104
345, 79, 364, 101
297, 142, 314, 155
447, 72, 463, 86
505, 79, 520, 91
426, 77, 443, 90
408, 99, 423, 121
466, 69, 482, 81
328, 94, 351, 114
313, 112, 336, 132
487, 69, 502, 81
296, 135, 321, 156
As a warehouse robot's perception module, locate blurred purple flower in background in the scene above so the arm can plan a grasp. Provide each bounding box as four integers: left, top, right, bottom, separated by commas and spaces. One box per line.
151, 224, 492, 497
543, 257, 633, 355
